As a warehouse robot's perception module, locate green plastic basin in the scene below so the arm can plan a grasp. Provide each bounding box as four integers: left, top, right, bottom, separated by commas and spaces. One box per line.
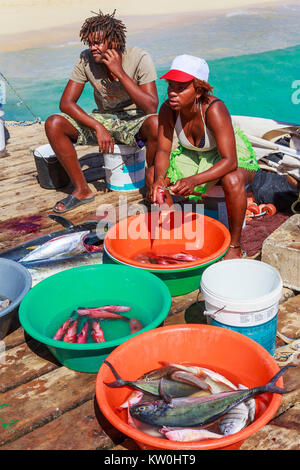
19, 264, 171, 372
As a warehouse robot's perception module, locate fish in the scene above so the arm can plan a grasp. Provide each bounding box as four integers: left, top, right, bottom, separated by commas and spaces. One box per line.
160, 362, 237, 391
238, 384, 256, 423
118, 391, 144, 410
76, 320, 89, 344
0, 214, 112, 270
103, 360, 204, 398
160, 426, 223, 442
129, 318, 143, 333
63, 319, 79, 343
90, 320, 105, 343
156, 187, 167, 205
53, 315, 75, 341
77, 308, 128, 320
218, 402, 249, 435
99, 305, 131, 312
129, 365, 294, 427
19, 230, 92, 263
169, 371, 211, 391
133, 251, 200, 266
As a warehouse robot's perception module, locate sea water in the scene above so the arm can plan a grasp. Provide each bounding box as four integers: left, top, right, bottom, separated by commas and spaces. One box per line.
0, 3, 300, 124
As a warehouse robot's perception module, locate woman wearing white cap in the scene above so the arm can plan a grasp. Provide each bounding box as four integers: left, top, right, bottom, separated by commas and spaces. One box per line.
149, 54, 259, 260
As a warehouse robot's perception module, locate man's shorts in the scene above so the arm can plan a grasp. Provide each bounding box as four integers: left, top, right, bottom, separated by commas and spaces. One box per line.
62, 109, 151, 147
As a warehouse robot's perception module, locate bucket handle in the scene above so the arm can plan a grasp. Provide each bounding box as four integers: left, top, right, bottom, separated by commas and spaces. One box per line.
202, 305, 226, 319
30, 148, 59, 165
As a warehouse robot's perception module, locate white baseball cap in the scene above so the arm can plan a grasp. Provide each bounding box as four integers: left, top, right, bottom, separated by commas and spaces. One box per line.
160, 55, 209, 82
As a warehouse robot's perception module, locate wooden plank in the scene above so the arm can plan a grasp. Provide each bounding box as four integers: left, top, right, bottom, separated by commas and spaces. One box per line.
0, 367, 96, 446
0, 399, 124, 450
240, 423, 300, 450
0, 339, 59, 393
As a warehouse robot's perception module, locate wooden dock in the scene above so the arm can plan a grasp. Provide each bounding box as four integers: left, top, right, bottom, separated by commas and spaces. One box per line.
0, 122, 300, 451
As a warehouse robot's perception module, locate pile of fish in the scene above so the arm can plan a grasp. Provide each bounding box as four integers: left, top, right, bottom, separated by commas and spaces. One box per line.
104, 361, 293, 442
52, 305, 143, 343
134, 251, 201, 266
0, 298, 12, 311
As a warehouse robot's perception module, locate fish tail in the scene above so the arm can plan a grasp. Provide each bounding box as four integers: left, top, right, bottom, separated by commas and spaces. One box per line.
103, 360, 128, 387
265, 365, 296, 394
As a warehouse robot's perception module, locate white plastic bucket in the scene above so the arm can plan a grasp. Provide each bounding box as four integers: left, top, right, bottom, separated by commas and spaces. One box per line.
200, 259, 283, 355
103, 144, 145, 191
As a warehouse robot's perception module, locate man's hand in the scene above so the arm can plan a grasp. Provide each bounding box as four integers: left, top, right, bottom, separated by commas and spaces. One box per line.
95, 123, 114, 154
102, 49, 124, 78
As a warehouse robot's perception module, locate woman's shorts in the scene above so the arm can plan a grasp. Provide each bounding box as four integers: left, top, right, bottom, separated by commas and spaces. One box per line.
167, 126, 260, 200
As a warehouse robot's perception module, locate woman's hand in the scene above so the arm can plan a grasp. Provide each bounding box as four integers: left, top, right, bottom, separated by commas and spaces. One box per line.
170, 176, 198, 197
95, 123, 114, 154
150, 176, 168, 204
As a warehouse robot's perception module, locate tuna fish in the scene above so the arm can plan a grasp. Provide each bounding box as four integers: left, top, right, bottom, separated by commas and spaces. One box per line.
130, 365, 294, 427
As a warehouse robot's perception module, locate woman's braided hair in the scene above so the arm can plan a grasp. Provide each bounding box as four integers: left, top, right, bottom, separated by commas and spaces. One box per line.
80, 10, 127, 53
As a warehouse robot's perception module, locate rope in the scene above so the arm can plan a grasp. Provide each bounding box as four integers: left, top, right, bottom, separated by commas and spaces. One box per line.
0, 71, 41, 127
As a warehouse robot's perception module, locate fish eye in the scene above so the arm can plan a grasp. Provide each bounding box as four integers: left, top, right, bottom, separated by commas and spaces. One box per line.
138, 406, 146, 411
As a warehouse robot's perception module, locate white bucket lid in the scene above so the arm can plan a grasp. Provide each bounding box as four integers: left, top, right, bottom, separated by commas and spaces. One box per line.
33, 143, 55, 158
201, 259, 283, 312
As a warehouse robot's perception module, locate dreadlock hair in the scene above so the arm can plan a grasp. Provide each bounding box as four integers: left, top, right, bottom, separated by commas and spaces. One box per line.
80, 10, 127, 53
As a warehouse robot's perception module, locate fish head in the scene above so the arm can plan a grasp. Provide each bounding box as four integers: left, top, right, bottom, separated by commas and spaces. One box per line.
130, 400, 171, 425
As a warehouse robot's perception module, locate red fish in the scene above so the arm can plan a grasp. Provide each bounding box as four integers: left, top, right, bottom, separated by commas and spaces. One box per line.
76, 321, 89, 344
98, 305, 131, 312
77, 308, 128, 320
63, 319, 78, 343
90, 320, 105, 343
53, 317, 73, 341
129, 318, 143, 334
156, 187, 167, 205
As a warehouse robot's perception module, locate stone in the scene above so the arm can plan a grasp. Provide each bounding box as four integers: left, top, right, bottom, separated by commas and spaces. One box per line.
261, 214, 300, 291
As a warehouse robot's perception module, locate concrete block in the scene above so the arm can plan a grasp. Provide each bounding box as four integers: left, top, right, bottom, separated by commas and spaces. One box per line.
262, 214, 300, 291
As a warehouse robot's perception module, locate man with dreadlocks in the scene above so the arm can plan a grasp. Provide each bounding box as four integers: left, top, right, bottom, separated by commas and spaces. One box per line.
45, 10, 158, 213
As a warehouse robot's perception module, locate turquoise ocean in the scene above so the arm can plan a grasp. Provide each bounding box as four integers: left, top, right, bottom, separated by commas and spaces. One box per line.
0, 3, 300, 124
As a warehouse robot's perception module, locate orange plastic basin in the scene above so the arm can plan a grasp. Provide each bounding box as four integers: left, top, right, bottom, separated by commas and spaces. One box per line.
104, 211, 230, 271
96, 324, 283, 450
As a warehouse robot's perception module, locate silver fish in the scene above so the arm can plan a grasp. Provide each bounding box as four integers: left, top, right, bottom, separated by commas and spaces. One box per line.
218, 402, 249, 435
20, 231, 90, 262
130, 365, 293, 427
238, 384, 256, 423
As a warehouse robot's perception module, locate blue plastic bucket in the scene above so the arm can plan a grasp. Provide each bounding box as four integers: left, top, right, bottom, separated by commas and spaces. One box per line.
200, 259, 283, 355
103, 144, 145, 191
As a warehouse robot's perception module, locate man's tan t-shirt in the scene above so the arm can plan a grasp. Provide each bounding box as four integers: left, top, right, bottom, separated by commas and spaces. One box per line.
70, 46, 157, 114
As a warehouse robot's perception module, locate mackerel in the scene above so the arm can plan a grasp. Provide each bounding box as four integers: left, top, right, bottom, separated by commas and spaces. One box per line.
130, 365, 294, 427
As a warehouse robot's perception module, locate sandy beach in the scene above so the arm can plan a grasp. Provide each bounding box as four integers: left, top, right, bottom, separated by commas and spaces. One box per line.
0, 0, 286, 53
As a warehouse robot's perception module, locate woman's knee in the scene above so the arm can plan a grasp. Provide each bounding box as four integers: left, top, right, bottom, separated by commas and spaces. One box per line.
221, 169, 246, 195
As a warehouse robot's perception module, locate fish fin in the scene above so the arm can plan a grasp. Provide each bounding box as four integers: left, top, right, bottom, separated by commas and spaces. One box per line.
103, 360, 127, 387
266, 365, 296, 394
47, 214, 74, 229
159, 377, 173, 404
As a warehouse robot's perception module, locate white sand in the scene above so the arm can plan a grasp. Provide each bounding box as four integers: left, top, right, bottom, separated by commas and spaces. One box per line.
0, 0, 286, 53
